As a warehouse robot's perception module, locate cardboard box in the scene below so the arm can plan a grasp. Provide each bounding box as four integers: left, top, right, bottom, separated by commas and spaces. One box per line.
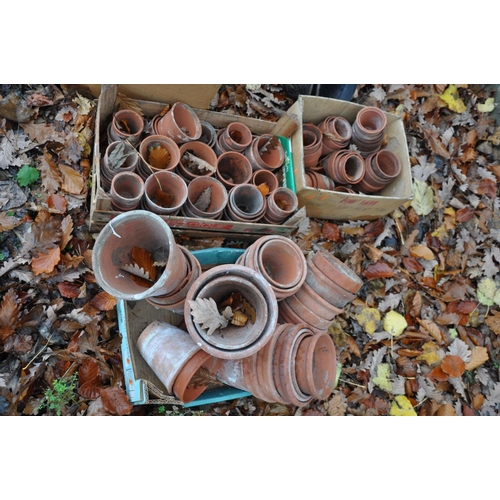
119, 247, 251, 407
291, 95, 414, 221
89, 84, 306, 237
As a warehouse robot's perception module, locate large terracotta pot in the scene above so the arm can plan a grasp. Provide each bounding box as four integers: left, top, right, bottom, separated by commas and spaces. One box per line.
156, 102, 202, 144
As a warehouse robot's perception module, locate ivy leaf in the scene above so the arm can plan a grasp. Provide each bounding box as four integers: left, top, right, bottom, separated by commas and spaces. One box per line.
189, 297, 233, 336
16, 165, 40, 187
411, 179, 434, 216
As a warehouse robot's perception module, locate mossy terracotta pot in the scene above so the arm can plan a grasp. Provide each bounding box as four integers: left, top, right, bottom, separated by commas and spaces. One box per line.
177, 141, 218, 182
156, 102, 202, 144
108, 109, 144, 146
109, 171, 145, 212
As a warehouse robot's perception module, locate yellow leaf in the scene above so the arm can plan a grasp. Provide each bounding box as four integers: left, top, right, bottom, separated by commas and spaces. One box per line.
465, 346, 489, 371
355, 307, 381, 335
477, 97, 495, 113
417, 341, 442, 365
383, 310, 407, 337
372, 363, 392, 392
390, 395, 417, 416
440, 84, 467, 114
443, 207, 456, 217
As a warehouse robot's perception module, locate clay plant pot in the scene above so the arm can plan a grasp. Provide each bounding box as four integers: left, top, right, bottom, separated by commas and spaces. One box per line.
172, 349, 222, 404
304, 170, 335, 190
321, 150, 365, 186
226, 184, 266, 223
278, 299, 326, 335
177, 141, 218, 183
92, 210, 188, 301
311, 249, 363, 294
183, 176, 228, 219
184, 264, 279, 360
109, 171, 145, 212
101, 140, 139, 187
319, 116, 352, 157
294, 281, 344, 321
244, 134, 285, 171
352, 106, 387, 156
295, 331, 337, 401
251, 169, 279, 195
215, 357, 248, 392
215, 122, 253, 154
143, 170, 188, 216
263, 187, 298, 224
108, 109, 144, 146
136, 320, 202, 395
198, 120, 217, 148
281, 294, 335, 331
302, 123, 323, 170
137, 135, 181, 180
357, 149, 402, 194
216, 151, 253, 190
156, 102, 202, 144
332, 186, 356, 193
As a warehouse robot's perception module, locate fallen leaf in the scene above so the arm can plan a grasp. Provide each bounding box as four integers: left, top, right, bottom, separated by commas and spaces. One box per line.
455, 207, 474, 223
78, 358, 102, 400
477, 277, 500, 307
441, 355, 466, 378
57, 282, 81, 299
60, 215, 73, 250
477, 178, 497, 200
417, 342, 442, 365
32, 247, 61, 275
189, 297, 232, 336
390, 395, 417, 416
257, 182, 270, 197
436, 403, 456, 416
324, 393, 346, 416
465, 346, 489, 371
47, 193, 67, 214
417, 318, 444, 343
148, 145, 171, 170
100, 386, 133, 416
362, 261, 394, 280
402, 257, 424, 273
411, 179, 434, 216
193, 187, 212, 212
90, 292, 117, 311
477, 97, 495, 113
0, 212, 22, 232
372, 363, 392, 392
0, 289, 20, 343
59, 163, 85, 194
322, 222, 342, 242
485, 310, 500, 334
440, 84, 467, 113
383, 311, 408, 337
355, 307, 381, 335
410, 244, 435, 260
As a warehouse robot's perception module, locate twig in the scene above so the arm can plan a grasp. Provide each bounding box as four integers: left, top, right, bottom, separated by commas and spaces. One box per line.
339, 378, 366, 389
125, 139, 162, 192
23, 331, 55, 371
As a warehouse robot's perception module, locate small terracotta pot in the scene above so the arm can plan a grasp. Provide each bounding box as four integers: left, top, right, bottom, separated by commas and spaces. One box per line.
319, 116, 352, 156
109, 171, 145, 212
294, 281, 344, 321
144, 170, 188, 215
182, 176, 228, 219
101, 140, 139, 183
251, 169, 279, 195
305, 170, 335, 190
172, 349, 222, 403
282, 294, 335, 331
244, 134, 285, 171
302, 123, 323, 169
136, 320, 201, 395
156, 102, 202, 144
216, 122, 253, 154
108, 109, 144, 146
352, 106, 387, 156
198, 120, 217, 148
263, 187, 298, 224
226, 184, 266, 222
322, 150, 365, 185
177, 141, 218, 182
216, 151, 253, 190
138, 135, 181, 180
332, 186, 356, 193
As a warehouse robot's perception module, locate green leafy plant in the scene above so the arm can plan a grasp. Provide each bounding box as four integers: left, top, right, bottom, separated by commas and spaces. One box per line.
37, 374, 78, 416
157, 405, 204, 416
16, 165, 40, 187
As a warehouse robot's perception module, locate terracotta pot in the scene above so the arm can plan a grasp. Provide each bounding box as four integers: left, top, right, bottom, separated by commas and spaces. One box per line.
251, 169, 279, 195
92, 210, 188, 301
263, 187, 298, 224
216, 358, 248, 391
184, 264, 278, 360
156, 102, 202, 144
137, 135, 181, 180
311, 249, 363, 294
322, 150, 365, 185
332, 186, 356, 193
108, 109, 144, 146
101, 140, 139, 184
295, 331, 337, 401
216, 151, 253, 190
294, 281, 344, 321
144, 170, 188, 215
226, 184, 266, 223
198, 120, 217, 148
109, 171, 145, 212
244, 134, 285, 171
319, 116, 352, 156
302, 123, 323, 169
136, 320, 201, 395
242, 350, 271, 402
216, 122, 253, 154
282, 294, 335, 331
177, 141, 218, 182
172, 349, 221, 403
358, 149, 402, 194
352, 106, 387, 156
278, 298, 327, 335
183, 176, 228, 219
305, 170, 335, 190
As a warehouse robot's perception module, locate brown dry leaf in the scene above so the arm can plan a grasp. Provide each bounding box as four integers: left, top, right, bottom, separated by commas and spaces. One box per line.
362, 262, 394, 280
417, 318, 444, 343
0, 212, 22, 232
22, 122, 66, 145
38, 150, 62, 193
402, 257, 424, 273
121, 247, 157, 284
322, 222, 342, 242
435, 312, 461, 325
0, 289, 20, 343
465, 346, 489, 371
409, 291, 422, 318
116, 93, 144, 117
341, 226, 364, 236
421, 125, 451, 159
410, 244, 435, 260
57, 282, 81, 299
231, 311, 249, 327
47, 193, 67, 214
60, 215, 73, 250
90, 292, 117, 311
436, 403, 456, 416
276, 198, 292, 211
441, 354, 466, 378
346, 335, 361, 358
477, 178, 497, 200
455, 207, 475, 223
183, 151, 216, 174
59, 164, 85, 194
363, 219, 385, 239
148, 145, 171, 169
364, 244, 383, 263
78, 357, 102, 400
485, 310, 500, 335
257, 182, 270, 197
428, 365, 449, 382
441, 282, 466, 302
32, 246, 61, 275
153, 187, 175, 208
324, 393, 346, 416
417, 341, 441, 365
100, 386, 133, 416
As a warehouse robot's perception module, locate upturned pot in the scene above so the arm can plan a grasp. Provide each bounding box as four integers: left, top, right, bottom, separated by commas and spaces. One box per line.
177, 141, 218, 182
302, 123, 323, 170
215, 122, 253, 155
184, 264, 278, 360
92, 210, 188, 301
137, 134, 181, 180
156, 102, 202, 144
216, 151, 253, 190
226, 184, 266, 223
278, 299, 326, 335
251, 169, 279, 195
137, 320, 202, 396
263, 187, 298, 224
108, 109, 144, 146
109, 171, 145, 212
183, 176, 228, 219
319, 115, 352, 156
281, 294, 335, 331
143, 170, 188, 216
244, 134, 285, 171
321, 150, 365, 185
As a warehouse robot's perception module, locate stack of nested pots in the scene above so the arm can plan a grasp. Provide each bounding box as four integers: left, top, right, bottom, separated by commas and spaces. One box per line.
245, 134, 285, 172
216, 151, 253, 190
216, 323, 337, 406
109, 171, 145, 212
184, 264, 279, 360
351, 106, 387, 157
320, 150, 365, 187
280, 249, 363, 334
226, 184, 266, 223
182, 176, 229, 220
236, 235, 307, 301
107, 109, 145, 146
137, 135, 180, 180
137, 321, 221, 404
357, 149, 402, 193
263, 187, 298, 224
305, 170, 336, 190
177, 141, 218, 183
143, 170, 188, 216
302, 123, 323, 170
319, 115, 352, 157
100, 140, 139, 191
214, 122, 253, 155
